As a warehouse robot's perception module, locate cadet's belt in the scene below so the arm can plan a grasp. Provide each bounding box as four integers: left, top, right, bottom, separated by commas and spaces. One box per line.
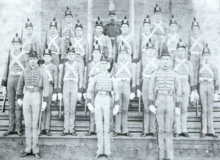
200, 78, 213, 84
110, 37, 115, 40
97, 91, 110, 95
143, 74, 151, 79
25, 85, 41, 92
9, 71, 22, 76
157, 90, 174, 95
178, 76, 188, 82
117, 78, 130, 82
64, 78, 78, 83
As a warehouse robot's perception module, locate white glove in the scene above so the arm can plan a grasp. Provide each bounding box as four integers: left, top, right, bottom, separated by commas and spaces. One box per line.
87, 103, 94, 113
113, 105, 119, 115
130, 92, 135, 100
137, 89, 142, 98
58, 93, 62, 100
175, 107, 181, 116
83, 93, 87, 99
77, 93, 82, 101
17, 99, 23, 107
2, 87, 6, 95
41, 102, 47, 111
194, 90, 199, 100
190, 91, 195, 102
214, 93, 218, 102
52, 94, 57, 102
149, 105, 157, 114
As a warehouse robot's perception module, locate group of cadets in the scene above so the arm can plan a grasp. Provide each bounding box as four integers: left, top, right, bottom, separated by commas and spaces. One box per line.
1, 3, 219, 160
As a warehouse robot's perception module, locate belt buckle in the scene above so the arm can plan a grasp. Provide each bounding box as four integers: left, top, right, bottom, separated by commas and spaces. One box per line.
27, 86, 34, 91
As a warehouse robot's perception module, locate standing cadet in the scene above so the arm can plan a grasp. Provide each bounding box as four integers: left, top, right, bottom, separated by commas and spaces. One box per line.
173, 39, 198, 138
1, 33, 27, 136
166, 15, 182, 61
188, 17, 203, 88
112, 42, 136, 137
61, 7, 75, 51
46, 18, 65, 66
140, 15, 158, 57
87, 56, 120, 160
17, 48, 49, 159
148, 48, 181, 160
151, 4, 166, 58
22, 18, 41, 59
93, 17, 113, 61
198, 44, 219, 138
58, 44, 83, 136
84, 41, 102, 136
116, 16, 135, 62
70, 20, 89, 69
39, 48, 58, 136
137, 39, 160, 137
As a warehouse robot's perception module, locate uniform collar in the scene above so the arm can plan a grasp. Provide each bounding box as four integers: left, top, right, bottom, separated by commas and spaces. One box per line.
29, 65, 38, 70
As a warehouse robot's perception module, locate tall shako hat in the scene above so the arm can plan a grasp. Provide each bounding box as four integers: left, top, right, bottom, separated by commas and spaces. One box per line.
170, 15, 177, 25
154, 4, 162, 13
119, 41, 128, 53
43, 45, 52, 56
65, 7, 73, 17
29, 44, 38, 58
100, 55, 110, 62
143, 15, 151, 25
25, 18, 33, 28
202, 44, 211, 55
121, 16, 129, 26
146, 38, 155, 49
191, 17, 200, 28
12, 33, 22, 44
95, 16, 103, 27
75, 20, 83, 29
93, 40, 101, 52
109, 3, 116, 15
177, 38, 186, 49
160, 47, 170, 58
67, 41, 75, 53
50, 18, 58, 28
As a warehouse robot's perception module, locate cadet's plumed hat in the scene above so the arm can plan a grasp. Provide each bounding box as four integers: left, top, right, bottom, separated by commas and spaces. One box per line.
177, 38, 186, 49
119, 41, 128, 53
160, 47, 170, 58
43, 45, 52, 56
65, 7, 73, 17
95, 17, 103, 27
109, 3, 116, 15
75, 20, 83, 29
154, 4, 162, 13
12, 33, 22, 44
67, 42, 75, 53
100, 55, 110, 62
121, 16, 129, 26
202, 44, 211, 55
143, 15, 151, 25
50, 18, 57, 28
191, 17, 200, 28
93, 40, 101, 52
25, 18, 33, 28
146, 38, 155, 49
170, 15, 177, 25
29, 45, 38, 58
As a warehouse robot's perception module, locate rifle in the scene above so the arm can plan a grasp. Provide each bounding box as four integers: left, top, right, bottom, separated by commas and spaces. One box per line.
60, 19, 62, 37
138, 96, 141, 115
38, 90, 44, 135
59, 99, 62, 118
2, 94, 6, 113
196, 99, 199, 117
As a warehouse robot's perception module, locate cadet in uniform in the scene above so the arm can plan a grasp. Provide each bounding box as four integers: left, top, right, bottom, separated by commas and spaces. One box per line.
22, 18, 41, 59
46, 18, 65, 66
84, 41, 102, 136
112, 42, 136, 137
151, 4, 166, 58
173, 39, 198, 138
17, 48, 49, 159
137, 39, 160, 137
93, 17, 113, 62
1, 33, 27, 136
58, 44, 83, 136
188, 18, 203, 88
87, 56, 119, 160
198, 44, 219, 138
70, 20, 89, 69
39, 48, 58, 136
148, 48, 181, 160
166, 15, 182, 61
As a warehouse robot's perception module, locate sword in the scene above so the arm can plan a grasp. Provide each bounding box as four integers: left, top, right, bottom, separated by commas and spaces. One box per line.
38, 90, 44, 136
59, 99, 62, 118
138, 96, 141, 115
84, 98, 87, 116
196, 99, 199, 117
2, 94, 6, 113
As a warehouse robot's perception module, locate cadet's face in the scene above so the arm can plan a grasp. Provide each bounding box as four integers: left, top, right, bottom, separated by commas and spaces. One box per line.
67, 52, 75, 61
203, 54, 210, 62
155, 12, 162, 21
49, 26, 57, 34
146, 48, 155, 57
143, 23, 151, 32
92, 50, 101, 62
177, 48, 186, 59
65, 15, 73, 23
192, 26, 200, 35
29, 57, 38, 66
161, 56, 171, 68
119, 51, 128, 61
75, 27, 83, 36
26, 27, 33, 35
43, 55, 52, 63
170, 24, 177, 32
100, 61, 110, 71
109, 15, 116, 23
13, 42, 21, 52
95, 26, 103, 34
121, 24, 129, 34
